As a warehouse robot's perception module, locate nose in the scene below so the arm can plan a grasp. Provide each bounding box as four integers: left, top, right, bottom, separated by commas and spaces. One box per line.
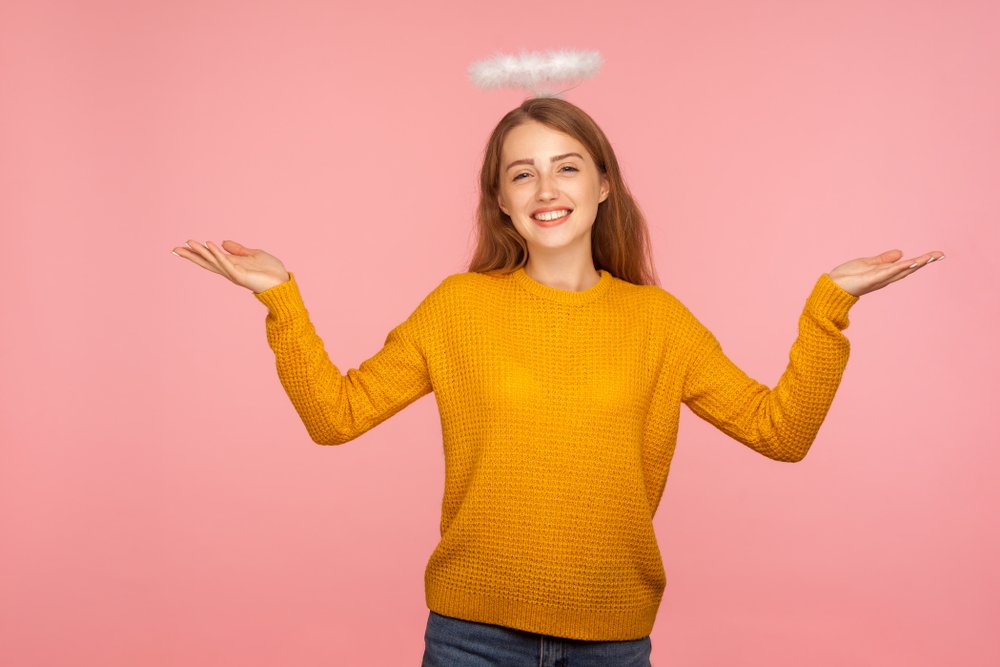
535, 172, 560, 201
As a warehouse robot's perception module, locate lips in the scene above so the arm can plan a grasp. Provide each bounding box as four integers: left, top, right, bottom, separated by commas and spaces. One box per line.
532, 210, 572, 227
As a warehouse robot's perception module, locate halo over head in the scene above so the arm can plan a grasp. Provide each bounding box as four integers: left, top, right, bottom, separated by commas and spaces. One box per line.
467, 49, 604, 98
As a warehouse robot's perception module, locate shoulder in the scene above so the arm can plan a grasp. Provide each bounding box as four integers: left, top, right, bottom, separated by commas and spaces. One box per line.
409, 270, 493, 316
428, 270, 488, 297
446, 269, 510, 286
613, 279, 689, 316
431, 269, 512, 300
438, 270, 488, 290
619, 281, 712, 342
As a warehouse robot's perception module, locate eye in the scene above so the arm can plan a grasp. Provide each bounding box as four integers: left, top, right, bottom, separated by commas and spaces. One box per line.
512, 165, 578, 182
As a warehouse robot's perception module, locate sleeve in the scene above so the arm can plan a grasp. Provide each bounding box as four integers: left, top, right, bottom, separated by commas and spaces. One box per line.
680, 273, 860, 462
252, 271, 443, 446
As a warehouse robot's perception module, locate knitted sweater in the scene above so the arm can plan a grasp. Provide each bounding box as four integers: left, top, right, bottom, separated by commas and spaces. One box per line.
253, 266, 859, 641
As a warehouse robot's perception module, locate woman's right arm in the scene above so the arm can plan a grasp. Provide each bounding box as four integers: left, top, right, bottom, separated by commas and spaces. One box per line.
253, 272, 435, 445
171, 239, 437, 446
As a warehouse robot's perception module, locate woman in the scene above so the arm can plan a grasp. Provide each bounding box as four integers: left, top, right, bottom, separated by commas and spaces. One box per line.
172, 97, 943, 666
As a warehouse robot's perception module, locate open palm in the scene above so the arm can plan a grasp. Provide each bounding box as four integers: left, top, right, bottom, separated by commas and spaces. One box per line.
828, 248, 945, 297
172, 239, 291, 294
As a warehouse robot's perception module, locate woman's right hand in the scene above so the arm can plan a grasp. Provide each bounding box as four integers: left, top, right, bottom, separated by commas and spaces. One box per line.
172, 239, 291, 294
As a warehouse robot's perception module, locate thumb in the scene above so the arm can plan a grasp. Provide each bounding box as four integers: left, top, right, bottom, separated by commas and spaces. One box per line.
875, 248, 902, 263
222, 239, 252, 255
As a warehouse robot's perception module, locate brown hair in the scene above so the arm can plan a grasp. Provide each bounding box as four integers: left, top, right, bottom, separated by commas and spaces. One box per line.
466, 96, 660, 287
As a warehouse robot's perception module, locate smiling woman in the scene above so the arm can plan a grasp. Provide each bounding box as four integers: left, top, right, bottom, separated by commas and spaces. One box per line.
172, 92, 942, 667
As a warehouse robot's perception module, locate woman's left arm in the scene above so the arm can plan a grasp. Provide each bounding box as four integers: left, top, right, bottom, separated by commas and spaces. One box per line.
681, 248, 944, 462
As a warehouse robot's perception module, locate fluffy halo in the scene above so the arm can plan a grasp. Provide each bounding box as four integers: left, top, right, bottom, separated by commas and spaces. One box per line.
467, 49, 604, 97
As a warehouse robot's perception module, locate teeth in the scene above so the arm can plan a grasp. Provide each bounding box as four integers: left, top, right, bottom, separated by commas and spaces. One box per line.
533, 210, 570, 221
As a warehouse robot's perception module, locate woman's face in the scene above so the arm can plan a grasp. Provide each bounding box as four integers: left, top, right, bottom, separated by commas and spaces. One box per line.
497, 120, 609, 260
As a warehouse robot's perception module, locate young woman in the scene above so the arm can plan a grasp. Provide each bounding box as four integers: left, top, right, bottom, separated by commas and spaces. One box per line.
173, 97, 943, 666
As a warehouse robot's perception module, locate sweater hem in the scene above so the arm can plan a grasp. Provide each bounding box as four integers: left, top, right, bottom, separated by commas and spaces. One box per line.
425, 579, 659, 641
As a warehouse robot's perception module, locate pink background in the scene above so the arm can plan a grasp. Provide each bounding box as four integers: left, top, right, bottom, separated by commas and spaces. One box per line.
1, 0, 996, 664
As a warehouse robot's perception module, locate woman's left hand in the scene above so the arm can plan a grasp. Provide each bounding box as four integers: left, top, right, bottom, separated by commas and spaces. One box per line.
828, 248, 945, 297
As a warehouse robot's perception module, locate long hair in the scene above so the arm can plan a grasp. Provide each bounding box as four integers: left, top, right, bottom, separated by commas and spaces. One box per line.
466, 97, 660, 287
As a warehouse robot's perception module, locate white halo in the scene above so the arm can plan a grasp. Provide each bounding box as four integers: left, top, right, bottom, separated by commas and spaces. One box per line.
467, 49, 604, 97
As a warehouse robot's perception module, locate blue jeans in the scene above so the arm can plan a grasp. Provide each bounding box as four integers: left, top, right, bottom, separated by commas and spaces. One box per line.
421, 610, 653, 666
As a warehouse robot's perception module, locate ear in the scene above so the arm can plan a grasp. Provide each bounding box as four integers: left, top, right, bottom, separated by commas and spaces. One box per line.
497, 194, 508, 215
598, 175, 610, 203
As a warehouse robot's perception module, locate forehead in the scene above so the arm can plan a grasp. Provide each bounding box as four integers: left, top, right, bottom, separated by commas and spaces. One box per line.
501, 120, 589, 159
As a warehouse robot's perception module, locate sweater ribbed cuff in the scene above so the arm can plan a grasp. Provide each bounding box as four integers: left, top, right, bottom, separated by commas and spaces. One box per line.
810, 273, 860, 330
252, 271, 308, 321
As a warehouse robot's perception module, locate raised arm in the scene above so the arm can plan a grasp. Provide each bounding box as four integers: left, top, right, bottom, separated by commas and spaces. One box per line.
680, 273, 860, 462
253, 272, 439, 445
678, 246, 946, 461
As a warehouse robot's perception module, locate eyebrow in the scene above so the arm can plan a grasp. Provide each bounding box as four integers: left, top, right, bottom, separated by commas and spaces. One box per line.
504, 152, 584, 172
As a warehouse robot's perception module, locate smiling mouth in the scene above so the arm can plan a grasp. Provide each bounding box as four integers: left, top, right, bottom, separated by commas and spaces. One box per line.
531, 209, 572, 226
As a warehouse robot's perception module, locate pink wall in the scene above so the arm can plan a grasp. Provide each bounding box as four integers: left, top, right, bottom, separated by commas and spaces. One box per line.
1, 0, 996, 664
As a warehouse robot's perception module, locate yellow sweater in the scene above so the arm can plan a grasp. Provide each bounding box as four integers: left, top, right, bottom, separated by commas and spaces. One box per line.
253, 266, 859, 641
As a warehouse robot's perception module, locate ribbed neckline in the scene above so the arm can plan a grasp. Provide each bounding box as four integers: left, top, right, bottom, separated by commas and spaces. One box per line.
512, 266, 614, 305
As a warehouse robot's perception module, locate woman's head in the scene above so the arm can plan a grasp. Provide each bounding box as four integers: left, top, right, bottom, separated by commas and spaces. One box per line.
467, 97, 659, 286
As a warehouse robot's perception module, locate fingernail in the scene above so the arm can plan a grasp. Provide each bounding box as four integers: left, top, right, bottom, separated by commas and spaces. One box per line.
909, 262, 919, 268
172, 251, 179, 257
937, 255, 945, 261
926, 257, 935, 263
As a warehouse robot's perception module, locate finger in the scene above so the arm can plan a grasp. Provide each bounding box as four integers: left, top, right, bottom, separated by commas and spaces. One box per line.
207, 240, 242, 275
218, 239, 244, 256
922, 251, 945, 264
881, 264, 923, 287
203, 241, 238, 281
175, 246, 224, 276
853, 249, 900, 269
858, 259, 919, 293
885, 254, 941, 285
184, 239, 223, 273
869, 257, 914, 277
902, 252, 942, 269
874, 249, 903, 264
222, 239, 251, 256
870, 251, 945, 290
877, 253, 922, 271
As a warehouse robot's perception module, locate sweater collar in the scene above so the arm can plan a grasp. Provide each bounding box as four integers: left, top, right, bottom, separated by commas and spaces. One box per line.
512, 266, 614, 305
